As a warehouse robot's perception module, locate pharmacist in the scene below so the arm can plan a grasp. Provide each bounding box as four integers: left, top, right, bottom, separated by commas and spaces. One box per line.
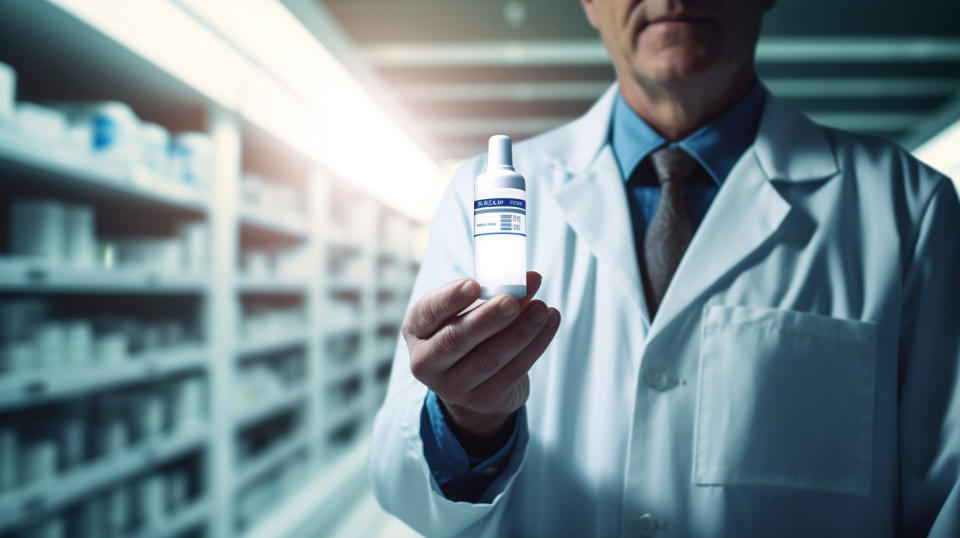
369, 0, 960, 536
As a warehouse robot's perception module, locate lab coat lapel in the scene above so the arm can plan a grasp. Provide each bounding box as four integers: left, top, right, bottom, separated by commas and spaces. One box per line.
646, 93, 840, 339
540, 87, 839, 340
551, 146, 647, 320
545, 85, 650, 325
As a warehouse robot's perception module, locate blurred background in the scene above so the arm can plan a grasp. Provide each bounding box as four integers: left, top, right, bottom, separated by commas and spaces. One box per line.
0, 1, 956, 538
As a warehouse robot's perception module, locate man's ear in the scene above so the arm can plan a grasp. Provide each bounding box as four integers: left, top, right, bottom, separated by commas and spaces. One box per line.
581, 0, 601, 30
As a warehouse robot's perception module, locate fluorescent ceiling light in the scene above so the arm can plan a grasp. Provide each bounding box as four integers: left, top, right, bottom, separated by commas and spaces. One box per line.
48, 0, 253, 107
177, 0, 445, 220
365, 37, 960, 67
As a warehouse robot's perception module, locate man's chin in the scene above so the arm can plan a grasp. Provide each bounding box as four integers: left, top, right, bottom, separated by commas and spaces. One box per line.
631, 58, 716, 87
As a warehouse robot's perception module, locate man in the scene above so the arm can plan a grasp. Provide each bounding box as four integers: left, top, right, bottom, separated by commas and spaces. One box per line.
370, 0, 960, 536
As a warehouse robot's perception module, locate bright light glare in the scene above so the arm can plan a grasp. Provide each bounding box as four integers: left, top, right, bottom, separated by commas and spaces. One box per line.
179, 0, 446, 220
48, 0, 252, 109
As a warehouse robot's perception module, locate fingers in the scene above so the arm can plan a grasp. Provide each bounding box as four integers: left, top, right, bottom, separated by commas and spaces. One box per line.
446, 300, 552, 391
404, 272, 542, 340
518, 271, 543, 306
414, 294, 523, 373
467, 309, 561, 408
457, 271, 542, 316
405, 271, 554, 399
403, 278, 480, 340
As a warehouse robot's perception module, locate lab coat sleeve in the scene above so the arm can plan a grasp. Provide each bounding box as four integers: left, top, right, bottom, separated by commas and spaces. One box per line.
369, 156, 527, 537
422, 390, 524, 502
898, 178, 960, 537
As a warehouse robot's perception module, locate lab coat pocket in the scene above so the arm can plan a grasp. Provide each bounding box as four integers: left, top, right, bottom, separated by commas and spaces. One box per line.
693, 305, 876, 497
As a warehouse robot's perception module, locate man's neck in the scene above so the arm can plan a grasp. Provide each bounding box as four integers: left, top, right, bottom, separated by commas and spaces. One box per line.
617, 67, 757, 142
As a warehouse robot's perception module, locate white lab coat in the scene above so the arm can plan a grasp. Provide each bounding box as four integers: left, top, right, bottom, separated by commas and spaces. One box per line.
369, 84, 960, 537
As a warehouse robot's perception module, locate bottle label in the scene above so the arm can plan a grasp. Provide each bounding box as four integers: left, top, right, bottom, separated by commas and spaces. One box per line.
474, 198, 525, 237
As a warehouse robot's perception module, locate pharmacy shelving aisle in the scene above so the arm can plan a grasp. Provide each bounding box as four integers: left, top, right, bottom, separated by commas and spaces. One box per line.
229, 124, 319, 537
0, 119, 213, 535
0, 2, 221, 536
0, 1, 433, 537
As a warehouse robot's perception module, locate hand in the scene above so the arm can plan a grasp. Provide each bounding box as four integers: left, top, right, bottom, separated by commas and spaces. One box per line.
403, 272, 561, 455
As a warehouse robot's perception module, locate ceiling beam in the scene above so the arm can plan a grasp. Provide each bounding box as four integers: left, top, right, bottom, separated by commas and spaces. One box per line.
366, 37, 960, 67
425, 112, 920, 142
397, 78, 960, 102
765, 78, 960, 98
808, 112, 924, 132
400, 81, 612, 102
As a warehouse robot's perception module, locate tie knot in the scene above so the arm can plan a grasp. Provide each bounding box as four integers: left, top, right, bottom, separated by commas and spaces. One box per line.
648, 146, 699, 187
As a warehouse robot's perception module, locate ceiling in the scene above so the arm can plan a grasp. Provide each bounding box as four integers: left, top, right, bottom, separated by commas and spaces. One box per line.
316, 0, 960, 168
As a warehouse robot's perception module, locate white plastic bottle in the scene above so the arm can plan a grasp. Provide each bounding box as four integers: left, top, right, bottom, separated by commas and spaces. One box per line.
474, 135, 526, 299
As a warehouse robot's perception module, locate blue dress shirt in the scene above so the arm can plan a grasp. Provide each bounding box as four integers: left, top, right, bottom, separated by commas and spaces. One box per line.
421, 81, 767, 503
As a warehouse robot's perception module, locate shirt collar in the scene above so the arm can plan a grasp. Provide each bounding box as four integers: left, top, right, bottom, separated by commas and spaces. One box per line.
611, 80, 766, 185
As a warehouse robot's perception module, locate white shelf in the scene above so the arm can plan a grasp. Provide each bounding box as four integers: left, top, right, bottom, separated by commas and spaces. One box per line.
134, 497, 210, 538
323, 320, 370, 335
236, 277, 311, 294
327, 278, 371, 291
375, 250, 412, 263
0, 428, 207, 531
0, 345, 207, 411
376, 281, 415, 292
239, 206, 309, 239
324, 237, 371, 255
234, 432, 310, 490
0, 126, 208, 212
235, 331, 310, 357
374, 316, 405, 329
0, 258, 208, 294
323, 362, 365, 385
234, 386, 309, 430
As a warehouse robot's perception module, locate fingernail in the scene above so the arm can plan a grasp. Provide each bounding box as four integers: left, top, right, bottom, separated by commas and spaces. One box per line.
498, 296, 518, 317
547, 309, 560, 328
460, 280, 477, 298
530, 304, 549, 324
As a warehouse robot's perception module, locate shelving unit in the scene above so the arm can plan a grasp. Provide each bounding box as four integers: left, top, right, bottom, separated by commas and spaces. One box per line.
0, 428, 207, 529
0, 1, 429, 537
234, 432, 311, 492
133, 498, 211, 538
0, 128, 209, 213
0, 259, 209, 294
0, 345, 206, 410
234, 332, 310, 359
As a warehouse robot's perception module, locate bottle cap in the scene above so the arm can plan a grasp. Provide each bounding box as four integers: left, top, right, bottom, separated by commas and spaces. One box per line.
487, 134, 513, 170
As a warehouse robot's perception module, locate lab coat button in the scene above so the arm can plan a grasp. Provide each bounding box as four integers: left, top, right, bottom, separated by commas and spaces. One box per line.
632, 513, 658, 536
643, 364, 672, 391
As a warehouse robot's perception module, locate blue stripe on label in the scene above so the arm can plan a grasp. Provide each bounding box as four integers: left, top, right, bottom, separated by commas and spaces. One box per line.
474, 207, 524, 215
474, 198, 525, 210
474, 232, 526, 237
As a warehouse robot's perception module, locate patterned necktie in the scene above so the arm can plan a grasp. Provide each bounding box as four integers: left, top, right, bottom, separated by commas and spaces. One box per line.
641, 146, 702, 318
